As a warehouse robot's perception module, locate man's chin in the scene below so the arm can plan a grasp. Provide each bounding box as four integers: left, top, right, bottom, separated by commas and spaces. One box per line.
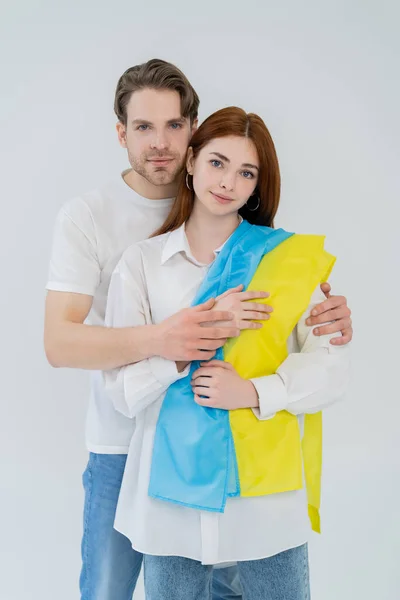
146, 170, 178, 187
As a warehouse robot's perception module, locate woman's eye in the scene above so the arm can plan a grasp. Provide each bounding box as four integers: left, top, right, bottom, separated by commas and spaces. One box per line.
210, 160, 222, 168
242, 171, 254, 179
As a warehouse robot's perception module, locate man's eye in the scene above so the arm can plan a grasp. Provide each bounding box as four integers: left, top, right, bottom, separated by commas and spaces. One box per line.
137, 125, 149, 131
170, 123, 182, 130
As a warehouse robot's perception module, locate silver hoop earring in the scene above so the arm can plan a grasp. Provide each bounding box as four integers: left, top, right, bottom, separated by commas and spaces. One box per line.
185, 173, 193, 191
246, 195, 260, 211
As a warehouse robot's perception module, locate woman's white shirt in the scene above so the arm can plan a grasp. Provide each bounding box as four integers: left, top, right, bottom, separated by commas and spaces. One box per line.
104, 225, 350, 565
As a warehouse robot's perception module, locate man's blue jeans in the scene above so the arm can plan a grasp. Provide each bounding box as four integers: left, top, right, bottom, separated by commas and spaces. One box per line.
79, 453, 242, 599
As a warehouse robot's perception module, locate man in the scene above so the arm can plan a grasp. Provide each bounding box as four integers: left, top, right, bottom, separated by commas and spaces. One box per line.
44, 59, 352, 600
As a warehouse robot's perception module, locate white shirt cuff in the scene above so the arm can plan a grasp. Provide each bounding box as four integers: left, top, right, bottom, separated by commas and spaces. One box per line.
148, 355, 190, 387
250, 374, 288, 420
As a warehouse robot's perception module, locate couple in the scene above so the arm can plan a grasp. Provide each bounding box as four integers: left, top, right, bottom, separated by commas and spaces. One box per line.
45, 59, 352, 599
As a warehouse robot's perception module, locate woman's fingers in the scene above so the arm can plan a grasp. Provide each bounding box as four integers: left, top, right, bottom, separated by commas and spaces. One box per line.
191, 376, 212, 388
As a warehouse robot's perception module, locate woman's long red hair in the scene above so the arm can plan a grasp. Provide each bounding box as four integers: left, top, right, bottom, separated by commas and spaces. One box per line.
153, 106, 281, 236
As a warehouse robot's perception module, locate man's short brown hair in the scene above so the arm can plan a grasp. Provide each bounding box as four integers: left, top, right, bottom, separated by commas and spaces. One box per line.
114, 58, 200, 126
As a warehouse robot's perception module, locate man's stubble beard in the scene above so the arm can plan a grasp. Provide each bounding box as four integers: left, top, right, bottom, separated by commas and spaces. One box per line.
129, 150, 184, 187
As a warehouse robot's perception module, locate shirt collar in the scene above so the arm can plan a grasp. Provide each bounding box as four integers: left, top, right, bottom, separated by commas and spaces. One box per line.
161, 217, 243, 266
161, 224, 193, 265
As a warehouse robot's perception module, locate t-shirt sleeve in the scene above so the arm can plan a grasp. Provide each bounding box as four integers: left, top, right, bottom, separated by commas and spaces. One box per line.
46, 199, 101, 296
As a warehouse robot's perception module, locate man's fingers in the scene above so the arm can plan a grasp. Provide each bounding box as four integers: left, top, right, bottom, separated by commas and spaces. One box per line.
313, 318, 352, 337
192, 338, 226, 351
215, 285, 243, 301
308, 295, 347, 318
194, 298, 215, 311
307, 307, 349, 326
236, 290, 270, 301
200, 326, 239, 339
242, 311, 270, 321
195, 310, 234, 324
242, 302, 273, 313
239, 320, 263, 330
320, 282, 331, 298
330, 327, 353, 345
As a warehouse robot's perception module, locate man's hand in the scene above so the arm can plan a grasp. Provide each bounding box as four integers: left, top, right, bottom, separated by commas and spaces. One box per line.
191, 360, 259, 410
211, 284, 272, 330
306, 282, 353, 346
156, 298, 240, 362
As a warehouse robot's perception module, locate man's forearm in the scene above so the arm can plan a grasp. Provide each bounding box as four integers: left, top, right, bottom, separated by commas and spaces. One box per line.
45, 321, 161, 370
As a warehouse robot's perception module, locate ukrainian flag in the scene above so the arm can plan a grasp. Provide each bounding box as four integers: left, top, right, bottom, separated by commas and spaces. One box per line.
149, 220, 335, 533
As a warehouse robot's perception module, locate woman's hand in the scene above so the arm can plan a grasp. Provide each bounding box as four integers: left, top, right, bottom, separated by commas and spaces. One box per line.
203, 284, 272, 331
191, 359, 259, 410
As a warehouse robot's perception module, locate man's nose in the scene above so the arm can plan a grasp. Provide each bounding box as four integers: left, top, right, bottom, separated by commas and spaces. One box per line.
150, 131, 169, 151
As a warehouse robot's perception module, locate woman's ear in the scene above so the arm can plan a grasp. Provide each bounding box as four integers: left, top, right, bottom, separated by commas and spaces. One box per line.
186, 147, 194, 175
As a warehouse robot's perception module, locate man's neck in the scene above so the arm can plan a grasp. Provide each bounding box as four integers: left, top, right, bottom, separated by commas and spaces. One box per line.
185, 204, 241, 265
123, 168, 178, 200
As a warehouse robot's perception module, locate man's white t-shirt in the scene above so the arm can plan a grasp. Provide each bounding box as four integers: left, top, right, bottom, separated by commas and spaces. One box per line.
46, 171, 174, 453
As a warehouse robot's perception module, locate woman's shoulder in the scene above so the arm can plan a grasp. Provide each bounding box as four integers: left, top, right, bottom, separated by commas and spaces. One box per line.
118, 232, 171, 273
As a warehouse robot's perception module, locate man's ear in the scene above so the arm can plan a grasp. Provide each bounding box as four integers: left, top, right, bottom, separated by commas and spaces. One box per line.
186, 147, 194, 174
191, 118, 199, 136
116, 122, 127, 148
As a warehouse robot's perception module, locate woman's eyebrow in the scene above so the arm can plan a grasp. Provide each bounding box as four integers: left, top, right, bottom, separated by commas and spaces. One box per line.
210, 152, 259, 170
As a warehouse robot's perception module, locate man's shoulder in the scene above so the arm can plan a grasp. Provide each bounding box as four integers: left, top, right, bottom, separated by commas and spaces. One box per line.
57, 186, 106, 228
57, 175, 129, 227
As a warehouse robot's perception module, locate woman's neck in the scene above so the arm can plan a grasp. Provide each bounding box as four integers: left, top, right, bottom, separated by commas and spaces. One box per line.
185, 202, 241, 265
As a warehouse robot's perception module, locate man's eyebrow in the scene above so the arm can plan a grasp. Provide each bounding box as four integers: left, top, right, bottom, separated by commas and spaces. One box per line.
210, 152, 259, 171
131, 117, 186, 126
167, 117, 186, 125
131, 119, 152, 126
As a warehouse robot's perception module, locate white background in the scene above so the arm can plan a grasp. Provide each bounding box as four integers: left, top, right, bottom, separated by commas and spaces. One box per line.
1, 1, 399, 599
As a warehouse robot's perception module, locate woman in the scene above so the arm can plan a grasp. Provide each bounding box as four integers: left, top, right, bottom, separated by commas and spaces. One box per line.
104, 107, 350, 599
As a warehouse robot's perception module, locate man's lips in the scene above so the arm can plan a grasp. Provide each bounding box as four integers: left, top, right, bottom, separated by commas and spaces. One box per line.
211, 192, 235, 204
147, 157, 174, 166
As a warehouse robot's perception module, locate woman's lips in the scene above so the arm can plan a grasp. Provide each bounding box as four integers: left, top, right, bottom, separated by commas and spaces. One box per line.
211, 192, 234, 204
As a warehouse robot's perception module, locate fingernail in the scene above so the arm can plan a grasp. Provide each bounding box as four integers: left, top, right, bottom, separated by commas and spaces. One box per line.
314, 328, 319, 335
312, 309, 318, 316
306, 318, 311, 325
